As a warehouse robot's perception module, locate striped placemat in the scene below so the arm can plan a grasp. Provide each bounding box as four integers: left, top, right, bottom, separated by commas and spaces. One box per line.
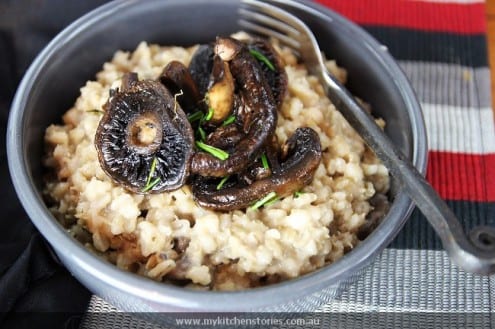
316, 0, 495, 250
85, 0, 495, 326
5, 0, 490, 327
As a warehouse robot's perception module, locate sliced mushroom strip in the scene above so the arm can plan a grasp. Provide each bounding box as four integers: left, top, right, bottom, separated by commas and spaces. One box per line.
357, 193, 390, 240
237, 134, 281, 185
159, 61, 203, 114
121, 71, 139, 90
189, 44, 215, 97
95, 73, 194, 193
247, 38, 288, 107
192, 127, 322, 211
190, 37, 278, 177
263, 133, 281, 173
205, 124, 245, 151
237, 161, 272, 186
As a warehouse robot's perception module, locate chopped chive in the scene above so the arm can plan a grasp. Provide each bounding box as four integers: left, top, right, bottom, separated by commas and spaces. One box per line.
222, 115, 236, 126
249, 49, 275, 71
197, 126, 206, 141
195, 141, 229, 160
264, 195, 281, 207
261, 153, 269, 170
205, 108, 214, 121
188, 111, 204, 123
250, 191, 278, 210
87, 109, 104, 114
174, 89, 184, 112
145, 157, 158, 186
294, 191, 305, 198
141, 177, 161, 193
216, 176, 230, 190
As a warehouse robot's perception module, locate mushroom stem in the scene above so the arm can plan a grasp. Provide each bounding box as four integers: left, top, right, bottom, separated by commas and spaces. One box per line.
206, 56, 235, 124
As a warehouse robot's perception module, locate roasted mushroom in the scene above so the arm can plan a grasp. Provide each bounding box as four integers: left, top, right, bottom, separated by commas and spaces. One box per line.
94, 35, 322, 212
192, 127, 322, 211
247, 38, 288, 107
188, 37, 287, 125
189, 44, 215, 96
95, 72, 194, 193
190, 37, 278, 177
159, 60, 203, 114
189, 45, 236, 126
357, 193, 390, 240
206, 55, 235, 124
205, 123, 245, 150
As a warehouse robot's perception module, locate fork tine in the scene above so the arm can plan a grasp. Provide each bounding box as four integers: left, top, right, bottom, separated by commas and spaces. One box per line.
238, 17, 301, 50
239, 0, 322, 63
241, 0, 308, 36
238, 8, 301, 38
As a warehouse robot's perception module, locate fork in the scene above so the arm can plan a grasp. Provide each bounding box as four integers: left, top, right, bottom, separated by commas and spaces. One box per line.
239, 0, 495, 274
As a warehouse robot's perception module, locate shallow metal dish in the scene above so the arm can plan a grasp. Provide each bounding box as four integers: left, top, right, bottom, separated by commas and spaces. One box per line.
7, 0, 427, 312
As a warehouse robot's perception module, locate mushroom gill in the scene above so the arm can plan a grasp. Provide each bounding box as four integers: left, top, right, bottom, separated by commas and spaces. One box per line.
95, 72, 194, 193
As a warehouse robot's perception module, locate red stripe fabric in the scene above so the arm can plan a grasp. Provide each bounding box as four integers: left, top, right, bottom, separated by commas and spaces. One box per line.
316, 0, 494, 203
426, 152, 495, 202
316, 0, 486, 34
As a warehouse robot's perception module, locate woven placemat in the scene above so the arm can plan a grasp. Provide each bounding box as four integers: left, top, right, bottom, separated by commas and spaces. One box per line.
82, 249, 494, 328
82, 0, 495, 327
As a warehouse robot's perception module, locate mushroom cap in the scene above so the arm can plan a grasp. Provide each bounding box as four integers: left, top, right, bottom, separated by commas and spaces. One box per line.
95, 75, 194, 193
189, 44, 215, 97
159, 60, 202, 115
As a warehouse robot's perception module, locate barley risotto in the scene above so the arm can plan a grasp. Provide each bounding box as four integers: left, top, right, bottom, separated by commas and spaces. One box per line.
43, 33, 390, 290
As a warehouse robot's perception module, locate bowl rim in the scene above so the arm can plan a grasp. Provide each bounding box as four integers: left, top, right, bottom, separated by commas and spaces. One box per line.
7, 0, 427, 311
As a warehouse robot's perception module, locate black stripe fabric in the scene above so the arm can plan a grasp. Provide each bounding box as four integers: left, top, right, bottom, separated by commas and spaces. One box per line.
359, 24, 493, 250
362, 27, 488, 67
389, 201, 495, 250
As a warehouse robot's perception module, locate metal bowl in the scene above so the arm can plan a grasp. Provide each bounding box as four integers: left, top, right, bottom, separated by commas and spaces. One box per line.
7, 0, 427, 312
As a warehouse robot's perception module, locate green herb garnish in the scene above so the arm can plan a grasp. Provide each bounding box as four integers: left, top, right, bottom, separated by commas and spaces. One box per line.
195, 141, 229, 160
87, 109, 104, 114
188, 111, 204, 123
249, 49, 275, 71
216, 176, 230, 190
264, 195, 281, 207
221, 115, 236, 126
141, 177, 161, 193
294, 191, 305, 198
250, 191, 278, 210
205, 108, 214, 121
198, 126, 206, 141
142, 157, 159, 192
261, 153, 269, 170
145, 157, 158, 186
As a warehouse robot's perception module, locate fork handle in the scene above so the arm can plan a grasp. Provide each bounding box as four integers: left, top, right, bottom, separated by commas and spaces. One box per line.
321, 70, 495, 275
